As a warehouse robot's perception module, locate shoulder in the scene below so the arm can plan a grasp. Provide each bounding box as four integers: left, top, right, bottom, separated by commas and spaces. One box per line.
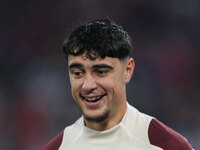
40, 130, 64, 150
148, 118, 195, 150
58, 117, 84, 149
124, 104, 154, 143
41, 117, 83, 150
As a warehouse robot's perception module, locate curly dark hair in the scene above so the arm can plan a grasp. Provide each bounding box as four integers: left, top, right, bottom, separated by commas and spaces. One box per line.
63, 19, 132, 60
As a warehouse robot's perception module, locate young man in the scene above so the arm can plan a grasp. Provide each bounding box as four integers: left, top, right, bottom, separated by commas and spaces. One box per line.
41, 19, 195, 150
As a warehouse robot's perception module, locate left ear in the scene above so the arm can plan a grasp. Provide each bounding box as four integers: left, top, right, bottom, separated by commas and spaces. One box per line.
124, 58, 135, 83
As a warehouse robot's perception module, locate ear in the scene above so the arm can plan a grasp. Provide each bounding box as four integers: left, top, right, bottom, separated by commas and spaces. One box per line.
124, 58, 135, 83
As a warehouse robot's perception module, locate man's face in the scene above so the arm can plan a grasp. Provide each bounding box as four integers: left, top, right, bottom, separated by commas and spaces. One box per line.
68, 54, 134, 124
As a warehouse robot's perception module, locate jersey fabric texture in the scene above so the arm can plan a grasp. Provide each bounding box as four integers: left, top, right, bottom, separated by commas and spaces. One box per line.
41, 103, 195, 150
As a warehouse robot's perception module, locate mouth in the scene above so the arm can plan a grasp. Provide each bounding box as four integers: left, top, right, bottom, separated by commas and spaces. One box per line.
80, 94, 106, 107
81, 94, 106, 102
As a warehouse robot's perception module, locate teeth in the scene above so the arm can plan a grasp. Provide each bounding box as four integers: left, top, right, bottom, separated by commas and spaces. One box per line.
85, 97, 101, 101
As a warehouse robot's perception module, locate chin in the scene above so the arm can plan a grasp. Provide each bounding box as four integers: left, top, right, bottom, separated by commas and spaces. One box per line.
84, 110, 110, 123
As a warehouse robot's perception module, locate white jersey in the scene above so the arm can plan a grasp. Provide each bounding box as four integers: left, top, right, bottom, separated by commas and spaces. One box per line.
59, 103, 161, 150
41, 103, 195, 150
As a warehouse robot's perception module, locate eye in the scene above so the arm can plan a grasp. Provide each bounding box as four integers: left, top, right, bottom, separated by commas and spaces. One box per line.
96, 69, 109, 76
70, 70, 84, 78
73, 71, 81, 76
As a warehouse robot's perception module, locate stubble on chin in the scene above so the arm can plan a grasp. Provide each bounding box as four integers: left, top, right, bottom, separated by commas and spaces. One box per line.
83, 110, 111, 123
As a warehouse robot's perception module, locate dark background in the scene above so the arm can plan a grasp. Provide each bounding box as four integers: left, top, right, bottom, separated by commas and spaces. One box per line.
0, 0, 199, 149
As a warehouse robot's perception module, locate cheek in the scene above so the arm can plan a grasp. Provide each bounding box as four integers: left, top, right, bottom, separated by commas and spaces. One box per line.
70, 79, 83, 95
70, 81, 82, 104
99, 75, 124, 92
111, 74, 126, 94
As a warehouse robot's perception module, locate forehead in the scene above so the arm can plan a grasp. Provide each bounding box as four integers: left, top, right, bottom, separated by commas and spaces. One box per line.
68, 54, 122, 68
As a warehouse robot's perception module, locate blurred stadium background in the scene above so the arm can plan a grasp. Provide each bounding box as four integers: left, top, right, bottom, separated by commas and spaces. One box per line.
0, 0, 200, 149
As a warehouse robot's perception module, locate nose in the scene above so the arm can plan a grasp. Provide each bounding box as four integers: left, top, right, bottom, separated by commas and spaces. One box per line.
82, 74, 97, 93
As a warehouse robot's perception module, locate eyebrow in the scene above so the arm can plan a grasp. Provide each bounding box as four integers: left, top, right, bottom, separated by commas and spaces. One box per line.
92, 64, 113, 69
68, 63, 113, 70
68, 63, 83, 69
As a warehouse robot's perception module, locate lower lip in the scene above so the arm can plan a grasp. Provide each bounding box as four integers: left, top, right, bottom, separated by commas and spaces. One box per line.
83, 96, 105, 108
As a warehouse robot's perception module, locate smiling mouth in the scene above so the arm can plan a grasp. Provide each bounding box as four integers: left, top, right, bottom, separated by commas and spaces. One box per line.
80, 95, 106, 103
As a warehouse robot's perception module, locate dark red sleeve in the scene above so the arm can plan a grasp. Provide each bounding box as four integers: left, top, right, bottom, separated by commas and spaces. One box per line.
148, 119, 195, 150
41, 131, 64, 150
